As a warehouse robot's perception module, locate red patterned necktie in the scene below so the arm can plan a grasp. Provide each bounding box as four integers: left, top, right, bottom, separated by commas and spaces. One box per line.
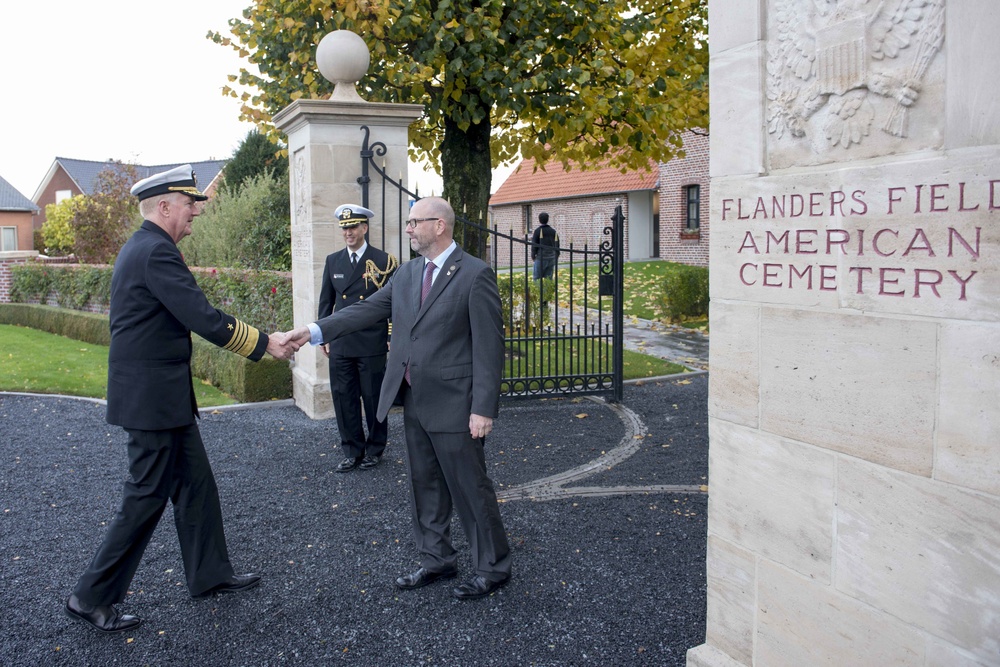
420, 260, 436, 305
407, 261, 436, 384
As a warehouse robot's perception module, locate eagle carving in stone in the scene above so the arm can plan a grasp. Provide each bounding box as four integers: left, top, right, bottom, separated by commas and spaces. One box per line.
767, 0, 945, 147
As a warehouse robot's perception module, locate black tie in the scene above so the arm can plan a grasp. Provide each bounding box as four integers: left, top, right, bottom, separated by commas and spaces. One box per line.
351, 252, 358, 270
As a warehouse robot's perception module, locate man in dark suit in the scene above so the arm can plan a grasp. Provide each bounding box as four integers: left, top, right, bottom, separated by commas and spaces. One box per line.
318, 204, 398, 472
65, 165, 296, 634
285, 196, 511, 600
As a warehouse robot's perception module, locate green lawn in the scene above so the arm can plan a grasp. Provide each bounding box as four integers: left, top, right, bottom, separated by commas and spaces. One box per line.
0, 324, 237, 407
550, 259, 710, 330
502, 336, 686, 389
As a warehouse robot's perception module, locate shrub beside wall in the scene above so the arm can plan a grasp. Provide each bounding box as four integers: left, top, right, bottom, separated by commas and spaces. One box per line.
496, 273, 555, 332
656, 264, 709, 322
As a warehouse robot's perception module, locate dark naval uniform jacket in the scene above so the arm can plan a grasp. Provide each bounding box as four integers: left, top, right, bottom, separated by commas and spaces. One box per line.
317, 244, 395, 357
106, 220, 269, 430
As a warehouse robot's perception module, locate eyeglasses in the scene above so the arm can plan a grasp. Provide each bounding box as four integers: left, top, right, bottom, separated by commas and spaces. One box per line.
405, 217, 439, 228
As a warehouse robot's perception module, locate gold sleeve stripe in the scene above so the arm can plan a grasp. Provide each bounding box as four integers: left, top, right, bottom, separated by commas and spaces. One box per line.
223, 319, 261, 357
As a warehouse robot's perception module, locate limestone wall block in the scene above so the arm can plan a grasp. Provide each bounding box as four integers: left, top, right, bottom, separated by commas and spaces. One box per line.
925, 640, 997, 667
709, 42, 765, 179
710, 155, 999, 318
836, 459, 1000, 662
704, 536, 755, 665
707, 301, 760, 427
937, 321, 1000, 496
707, 0, 763, 56
757, 559, 925, 666
686, 643, 748, 667
708, 420, 835, 579
759, 307, 936, 475
945, 3, 1000, 149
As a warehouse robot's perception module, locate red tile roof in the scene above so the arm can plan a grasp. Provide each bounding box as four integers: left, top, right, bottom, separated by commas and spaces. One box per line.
490, 155, 659, 206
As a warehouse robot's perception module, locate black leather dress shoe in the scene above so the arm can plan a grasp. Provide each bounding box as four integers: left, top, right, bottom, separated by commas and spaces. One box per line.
359, 455, 381, 470
336, 456, 363, 473
65, 594, 142, 634
452, 575, 509, 600
193, 573, 261, 598
394, 567, 458, 590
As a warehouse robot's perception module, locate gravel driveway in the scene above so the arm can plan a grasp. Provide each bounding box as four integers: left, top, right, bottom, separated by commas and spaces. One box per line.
0, 375, 708, 666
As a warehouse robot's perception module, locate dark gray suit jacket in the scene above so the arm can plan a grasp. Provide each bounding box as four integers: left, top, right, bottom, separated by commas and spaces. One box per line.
316, 245, 503, 433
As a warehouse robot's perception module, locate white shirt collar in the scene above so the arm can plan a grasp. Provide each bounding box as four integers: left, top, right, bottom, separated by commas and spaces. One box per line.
349, 241, 368, 259
425, 241, 457, 269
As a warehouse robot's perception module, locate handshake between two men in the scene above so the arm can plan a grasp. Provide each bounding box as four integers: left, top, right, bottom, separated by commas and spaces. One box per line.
264, 327, 315, 360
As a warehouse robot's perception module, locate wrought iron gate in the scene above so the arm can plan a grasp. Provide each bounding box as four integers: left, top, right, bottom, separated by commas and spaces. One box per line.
357, 126, 623, 402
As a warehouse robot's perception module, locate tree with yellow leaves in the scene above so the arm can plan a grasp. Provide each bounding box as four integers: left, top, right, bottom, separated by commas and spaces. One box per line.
211, 0, 708, 257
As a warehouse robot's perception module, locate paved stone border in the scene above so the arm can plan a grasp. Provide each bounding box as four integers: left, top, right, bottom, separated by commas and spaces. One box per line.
498, 394, 708, 502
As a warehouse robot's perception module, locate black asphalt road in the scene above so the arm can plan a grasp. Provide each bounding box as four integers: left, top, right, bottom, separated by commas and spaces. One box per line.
0, 375, 708, 666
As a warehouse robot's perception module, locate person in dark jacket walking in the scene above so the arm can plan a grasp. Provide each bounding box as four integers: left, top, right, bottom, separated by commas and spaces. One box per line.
65, 165, 296, 634
531, 212, 559, 280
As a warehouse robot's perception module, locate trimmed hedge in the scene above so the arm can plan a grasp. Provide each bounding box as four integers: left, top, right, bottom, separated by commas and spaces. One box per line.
9, 263, 113, 312
0, 303, 291, 402
0, 303, 110, 344
8, 262, 293, 333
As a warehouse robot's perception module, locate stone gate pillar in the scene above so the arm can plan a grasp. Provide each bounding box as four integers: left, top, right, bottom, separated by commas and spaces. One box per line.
691, 2, 1000, 665
273, 31, 422, 419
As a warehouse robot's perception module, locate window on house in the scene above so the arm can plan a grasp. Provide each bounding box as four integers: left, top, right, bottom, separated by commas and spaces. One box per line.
523, 205, 532, 233
684, 185, 700, 231
1, 227, 18, 251
56, 189, 72, 203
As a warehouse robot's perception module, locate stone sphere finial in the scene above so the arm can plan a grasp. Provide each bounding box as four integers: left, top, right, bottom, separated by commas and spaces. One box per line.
316, 30, 370, 103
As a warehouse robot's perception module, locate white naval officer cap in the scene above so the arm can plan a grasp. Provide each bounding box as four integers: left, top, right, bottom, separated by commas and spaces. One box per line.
130, 164, 208, 201
335, 204, 374, 228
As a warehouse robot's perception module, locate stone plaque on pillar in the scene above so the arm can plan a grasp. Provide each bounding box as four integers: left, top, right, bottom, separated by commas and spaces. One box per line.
273, 31, 422, 419
692, 2, 1000, 666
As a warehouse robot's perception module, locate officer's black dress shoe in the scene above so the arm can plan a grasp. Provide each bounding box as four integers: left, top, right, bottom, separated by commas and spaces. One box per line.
192, 573, 261, 598
452, 575, 509, 600
336, 456, 364, 472
65, 594, 142, 634
394, 567, 458, 590
359, 455, 381, 470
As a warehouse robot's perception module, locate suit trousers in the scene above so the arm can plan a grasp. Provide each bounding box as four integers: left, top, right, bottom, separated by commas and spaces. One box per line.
401, 385, 511, 581
72, 424, 234, 605
329, 353, 388, 458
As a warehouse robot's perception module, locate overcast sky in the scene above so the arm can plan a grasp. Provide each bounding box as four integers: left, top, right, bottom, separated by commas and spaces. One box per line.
0, 1, 470, 200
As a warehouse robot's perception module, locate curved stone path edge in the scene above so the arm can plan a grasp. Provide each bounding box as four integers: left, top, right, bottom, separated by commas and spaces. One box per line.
3, 388, 708, 503
498, 393, 709, 502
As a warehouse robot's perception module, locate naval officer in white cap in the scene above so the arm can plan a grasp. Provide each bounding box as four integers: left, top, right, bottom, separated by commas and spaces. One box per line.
318, 204, 398, 472
65, 164, 297, 633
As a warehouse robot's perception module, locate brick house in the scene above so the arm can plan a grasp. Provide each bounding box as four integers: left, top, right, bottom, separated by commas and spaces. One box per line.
0, 174, 39, 252
488, 131, 709, 267
31, 157, 227, 232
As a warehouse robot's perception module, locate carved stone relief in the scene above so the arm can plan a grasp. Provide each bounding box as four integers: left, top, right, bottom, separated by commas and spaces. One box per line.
767, 0, 945, 166
293, 150, 308, 224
